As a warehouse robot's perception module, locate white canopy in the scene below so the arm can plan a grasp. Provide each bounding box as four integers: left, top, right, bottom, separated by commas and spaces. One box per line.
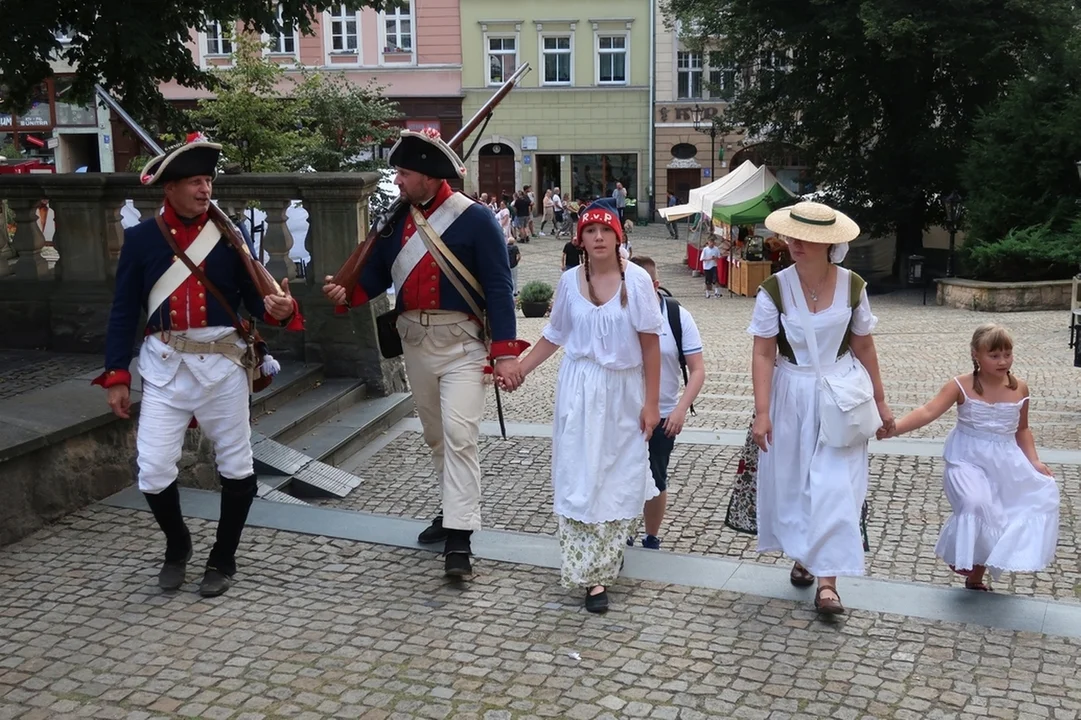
707, 163, 793, 214
659, 160, 760, 221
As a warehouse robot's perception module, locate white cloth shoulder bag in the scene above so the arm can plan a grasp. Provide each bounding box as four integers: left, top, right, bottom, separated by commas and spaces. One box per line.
786, 272, 880, 448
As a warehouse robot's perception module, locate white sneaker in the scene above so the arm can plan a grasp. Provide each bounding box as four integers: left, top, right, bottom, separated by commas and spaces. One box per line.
705, 291, 711, 298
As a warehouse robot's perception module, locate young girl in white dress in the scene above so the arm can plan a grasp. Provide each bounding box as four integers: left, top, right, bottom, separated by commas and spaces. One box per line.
749, 201, 893, 616
518, 201, 664, 614
885, 324, 1059, 591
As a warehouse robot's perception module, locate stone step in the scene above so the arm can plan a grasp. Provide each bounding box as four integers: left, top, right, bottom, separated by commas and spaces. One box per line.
250, 363, 324, 419
256, 479, 311, 506
281, 392, 415, 469
251, 378, 367, 443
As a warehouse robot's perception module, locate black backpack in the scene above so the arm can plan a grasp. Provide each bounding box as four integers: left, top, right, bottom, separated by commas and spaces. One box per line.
657, 287, 695, 416
508, 244, 521, 268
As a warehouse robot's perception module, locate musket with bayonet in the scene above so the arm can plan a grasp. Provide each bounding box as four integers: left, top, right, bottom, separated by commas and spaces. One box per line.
94, 84, 284, 300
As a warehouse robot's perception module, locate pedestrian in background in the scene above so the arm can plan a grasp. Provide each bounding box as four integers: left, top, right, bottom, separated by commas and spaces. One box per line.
628, 255, 705, 550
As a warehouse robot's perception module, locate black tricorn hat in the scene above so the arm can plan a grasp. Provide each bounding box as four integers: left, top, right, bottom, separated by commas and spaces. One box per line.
387, 129, 466, 180
140, 132, 222, 185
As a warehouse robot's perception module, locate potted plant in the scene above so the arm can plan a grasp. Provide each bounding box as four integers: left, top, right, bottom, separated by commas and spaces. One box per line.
518, 280, 553, 318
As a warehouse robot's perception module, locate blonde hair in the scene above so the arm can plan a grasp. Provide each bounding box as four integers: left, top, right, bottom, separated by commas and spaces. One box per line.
970, 323, 1017, 395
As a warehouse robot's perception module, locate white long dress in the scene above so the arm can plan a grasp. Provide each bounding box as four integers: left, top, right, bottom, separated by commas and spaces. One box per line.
935, 379, 1059, 579
543, 262, 664, 587
747, 266, 878, 577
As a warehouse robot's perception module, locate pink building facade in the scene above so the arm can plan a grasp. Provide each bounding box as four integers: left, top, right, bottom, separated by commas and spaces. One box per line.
159, 2, 464, 141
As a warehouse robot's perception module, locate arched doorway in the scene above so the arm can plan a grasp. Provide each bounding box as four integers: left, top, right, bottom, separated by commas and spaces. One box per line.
729, 142, 812, 194
478, 143, 516, 201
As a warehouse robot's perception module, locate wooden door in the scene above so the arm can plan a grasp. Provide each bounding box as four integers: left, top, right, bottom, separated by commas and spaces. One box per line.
479, 155, 515, 201
666, 168, 702, 203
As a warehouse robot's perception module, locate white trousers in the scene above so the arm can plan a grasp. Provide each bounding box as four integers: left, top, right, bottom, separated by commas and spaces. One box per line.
398, 311, 487, 531
137, 361, 253, 493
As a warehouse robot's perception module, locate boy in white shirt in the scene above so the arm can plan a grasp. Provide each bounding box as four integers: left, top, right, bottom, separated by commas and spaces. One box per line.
628, 255, 706, 549
699, 235, 723, 298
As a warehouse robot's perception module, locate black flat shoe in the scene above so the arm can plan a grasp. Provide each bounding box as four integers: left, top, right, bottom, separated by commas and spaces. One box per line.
444, 552, 472, 578
198, 568, 233, 597
158, 548, 192, 591
585, 588, 609, 614
418, 515, 448, 544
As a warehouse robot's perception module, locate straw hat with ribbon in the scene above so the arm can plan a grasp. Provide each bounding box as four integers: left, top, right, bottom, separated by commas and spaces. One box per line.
764, 200, 860, 263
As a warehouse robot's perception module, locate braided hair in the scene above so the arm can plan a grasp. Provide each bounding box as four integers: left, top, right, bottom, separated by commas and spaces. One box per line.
970, 323, 1017, 396
582, 241, 628, 307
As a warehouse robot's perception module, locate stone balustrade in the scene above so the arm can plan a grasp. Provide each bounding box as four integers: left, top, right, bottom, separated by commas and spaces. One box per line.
0, 173, 406, 395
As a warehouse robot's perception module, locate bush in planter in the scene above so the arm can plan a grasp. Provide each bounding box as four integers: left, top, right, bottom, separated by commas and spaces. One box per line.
962, 221, 1081, 282
518, 281, 553, 317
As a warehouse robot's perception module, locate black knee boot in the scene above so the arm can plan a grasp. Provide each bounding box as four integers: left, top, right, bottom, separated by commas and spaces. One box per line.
143, 482, 192, 590
444, 529, 473, 578
200, 473, 257, 597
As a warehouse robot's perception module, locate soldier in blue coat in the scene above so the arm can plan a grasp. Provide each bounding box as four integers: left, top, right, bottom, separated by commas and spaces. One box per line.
323, 129, 528, 577
94, 134, 303, 597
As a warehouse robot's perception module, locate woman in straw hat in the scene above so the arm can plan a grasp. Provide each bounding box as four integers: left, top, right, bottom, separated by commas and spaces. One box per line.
747, 201, 894, 615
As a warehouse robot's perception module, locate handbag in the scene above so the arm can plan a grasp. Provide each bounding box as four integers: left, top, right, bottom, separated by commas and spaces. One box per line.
156, 216, 276, 393
786, 271, 880, 448
376, 308, 403, 359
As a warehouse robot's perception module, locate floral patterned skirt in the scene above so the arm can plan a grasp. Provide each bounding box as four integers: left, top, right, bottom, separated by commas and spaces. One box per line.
557, 515, 640, 589
725, 412, 870, 551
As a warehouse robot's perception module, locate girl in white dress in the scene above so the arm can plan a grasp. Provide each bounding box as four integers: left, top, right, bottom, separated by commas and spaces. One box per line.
518, 201, 664, 614
885, 324, 1059, 590
749, 201, 893, 615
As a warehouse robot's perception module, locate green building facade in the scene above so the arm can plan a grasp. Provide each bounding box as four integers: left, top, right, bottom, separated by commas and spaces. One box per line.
459, 1, 651, 218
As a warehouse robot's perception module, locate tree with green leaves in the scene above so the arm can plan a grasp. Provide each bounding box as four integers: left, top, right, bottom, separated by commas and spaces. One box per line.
0, 1, 385, 123
667, 0, 1078, 270
960, 37, 1081, 246
187, 34, 312, 173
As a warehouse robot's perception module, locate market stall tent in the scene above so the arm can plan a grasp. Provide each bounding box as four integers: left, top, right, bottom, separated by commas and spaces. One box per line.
711, 181, 795, 225
659, 160, 759, 221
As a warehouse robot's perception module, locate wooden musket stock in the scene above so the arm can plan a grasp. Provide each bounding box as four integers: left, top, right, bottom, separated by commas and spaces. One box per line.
94, 85, 284, 298
329, 63, 532, 295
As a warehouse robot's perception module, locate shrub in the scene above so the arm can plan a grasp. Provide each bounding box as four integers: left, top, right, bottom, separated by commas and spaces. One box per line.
518, 281, 554, 304
962, 221, 1081, 282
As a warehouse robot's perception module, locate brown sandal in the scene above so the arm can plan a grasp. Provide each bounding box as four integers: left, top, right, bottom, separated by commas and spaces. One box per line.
790, 562, 815, 587
814, 585, 845, 615
964, 579, 992, 592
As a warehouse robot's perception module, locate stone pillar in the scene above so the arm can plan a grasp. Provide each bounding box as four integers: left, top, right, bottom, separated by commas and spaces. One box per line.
300, 174, 407, 394
0, 201, 12, 278
8, 198, 51, 280
51, 188, 110, 282
261, 198, 296, 281
133, 197, 162, 222
103, 199, 126, 279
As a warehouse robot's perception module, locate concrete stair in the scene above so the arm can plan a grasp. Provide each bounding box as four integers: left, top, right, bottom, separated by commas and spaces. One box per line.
249, 364, 413, 502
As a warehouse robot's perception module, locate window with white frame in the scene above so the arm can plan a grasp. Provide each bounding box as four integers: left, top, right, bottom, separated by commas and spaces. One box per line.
205, 20, 233, 56
597, 35, 627, 84
677, 51, 702, 98
383, 0, 413, 52
708, 51, 737, 100
542, 36, 572, 85
487, 37, 517, 85
269, 7, 296, 54
329, 5, 359, 52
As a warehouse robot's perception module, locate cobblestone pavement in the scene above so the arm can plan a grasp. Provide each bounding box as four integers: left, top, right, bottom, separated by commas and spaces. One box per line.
337, 431, 1081, 601
493, 226, 1081, 450
0, 350, 102, 400
3, 505, 1081, 720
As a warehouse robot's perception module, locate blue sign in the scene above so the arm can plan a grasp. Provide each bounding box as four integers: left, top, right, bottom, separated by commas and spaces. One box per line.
523, 155, 531, 165
103, 135, 110, 145
703, 168, 711, 178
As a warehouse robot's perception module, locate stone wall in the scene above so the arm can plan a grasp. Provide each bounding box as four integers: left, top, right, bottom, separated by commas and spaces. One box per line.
0, 413, 218, 547
936, 278, 1075, 312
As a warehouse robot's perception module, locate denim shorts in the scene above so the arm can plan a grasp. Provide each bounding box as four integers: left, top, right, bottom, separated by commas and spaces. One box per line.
648, 421, 676, 491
